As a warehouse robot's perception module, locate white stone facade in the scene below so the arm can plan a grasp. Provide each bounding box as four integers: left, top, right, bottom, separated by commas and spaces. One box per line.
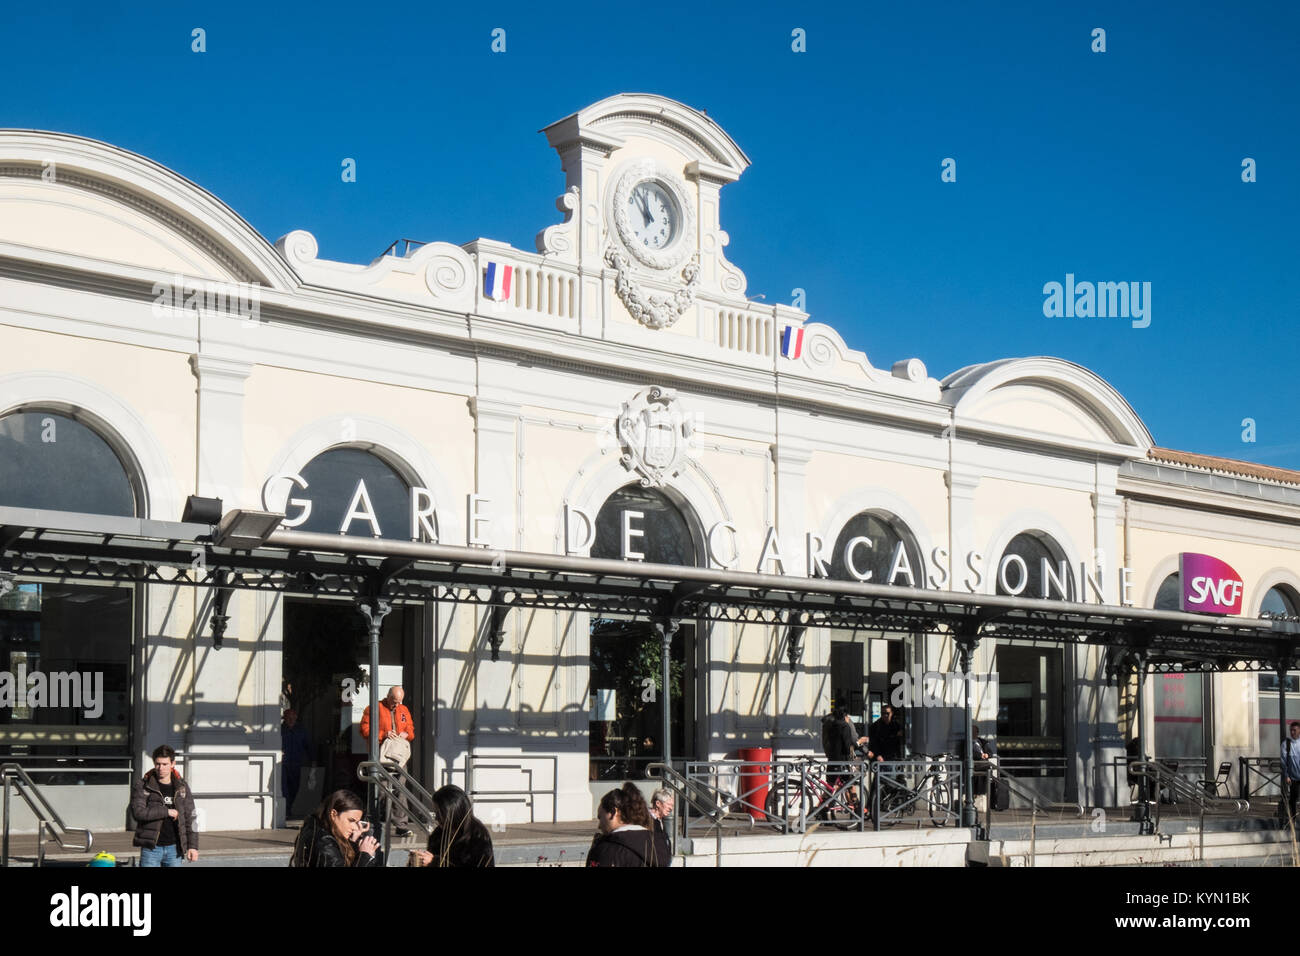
1, 95, 1297, 829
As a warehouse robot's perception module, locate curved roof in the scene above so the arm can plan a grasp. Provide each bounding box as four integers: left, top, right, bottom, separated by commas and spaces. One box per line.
942, 356, 1154, 450
542, 93, 750, 178
0, 129, 299, 290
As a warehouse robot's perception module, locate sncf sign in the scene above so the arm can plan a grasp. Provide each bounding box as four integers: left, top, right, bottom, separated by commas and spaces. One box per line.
1180, 553, 1244, 615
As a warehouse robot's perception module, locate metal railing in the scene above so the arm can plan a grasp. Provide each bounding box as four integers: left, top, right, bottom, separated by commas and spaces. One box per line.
650, 755, 973, 850
978, 761, 1083, 837
1239, 756, 1283, 801
1107, 756, 1212, 806
647, 760, 763, 867
869, 757, 963, 831
1128, 760, 1248, 824
380, 238, 427, 259
1, 763, 94, 866
357, 760, 438, 864
0, 756, 132, 787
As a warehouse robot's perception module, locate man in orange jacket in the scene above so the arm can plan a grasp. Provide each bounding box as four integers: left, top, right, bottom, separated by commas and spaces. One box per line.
360, 686, 415, 835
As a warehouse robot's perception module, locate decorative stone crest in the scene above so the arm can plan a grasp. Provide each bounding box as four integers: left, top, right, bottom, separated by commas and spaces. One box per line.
605, 247, 700, 330
616, 386, 694, 486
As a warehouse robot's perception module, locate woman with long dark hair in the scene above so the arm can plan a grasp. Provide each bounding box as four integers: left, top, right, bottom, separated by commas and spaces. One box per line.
586, 782, 666, 867
290, 789, 381, 867
414, 785, 495, 868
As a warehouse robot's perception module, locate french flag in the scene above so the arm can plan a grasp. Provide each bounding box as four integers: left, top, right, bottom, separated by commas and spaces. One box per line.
780, 325, 804, 359
484, 262, 514, 302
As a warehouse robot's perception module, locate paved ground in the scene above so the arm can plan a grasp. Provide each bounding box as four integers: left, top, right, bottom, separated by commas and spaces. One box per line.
4, 806, 1286, 866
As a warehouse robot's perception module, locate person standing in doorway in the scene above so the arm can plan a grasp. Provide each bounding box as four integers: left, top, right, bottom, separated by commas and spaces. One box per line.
131, 745, 199, 867
360, 685, 415, 836
869, 704, 905, 763
281, 709, 311, 819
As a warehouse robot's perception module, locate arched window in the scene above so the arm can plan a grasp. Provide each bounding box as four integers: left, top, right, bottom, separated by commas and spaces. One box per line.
0, 409, 138, 516
1261, 585, 1300, 617
1154, 573, 1180, 611
591, 485, 698, 566
588, 485, 701, 776
292, 447, 411, 539
829, 512, 924, 586
0, 409, 136, 763
996, 532, 1074, 601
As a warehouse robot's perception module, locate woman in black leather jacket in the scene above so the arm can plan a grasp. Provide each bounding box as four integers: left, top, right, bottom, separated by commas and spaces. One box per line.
291, 789, 381, 867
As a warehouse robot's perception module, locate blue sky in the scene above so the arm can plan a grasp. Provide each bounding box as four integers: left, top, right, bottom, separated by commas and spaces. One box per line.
4, 1, 1298, 465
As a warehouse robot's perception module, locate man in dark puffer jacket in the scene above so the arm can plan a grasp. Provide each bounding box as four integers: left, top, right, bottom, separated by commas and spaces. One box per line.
131, 744, 199, 867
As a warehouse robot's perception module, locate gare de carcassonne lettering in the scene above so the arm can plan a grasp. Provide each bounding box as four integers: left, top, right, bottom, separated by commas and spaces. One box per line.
262, 475, 1140, 606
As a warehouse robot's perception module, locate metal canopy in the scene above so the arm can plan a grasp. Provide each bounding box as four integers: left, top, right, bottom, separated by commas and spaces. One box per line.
1, 505, 1296, 671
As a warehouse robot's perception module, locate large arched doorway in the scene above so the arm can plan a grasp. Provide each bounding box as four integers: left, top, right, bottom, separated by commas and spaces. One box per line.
1149, 571, 1209, 772
827, 510, 925, 749
0, 409, 138, 766
276, 446, 429, 816
588, 484, 703, 780
992, 531, 1073, 780
1258, 585, 1300, 750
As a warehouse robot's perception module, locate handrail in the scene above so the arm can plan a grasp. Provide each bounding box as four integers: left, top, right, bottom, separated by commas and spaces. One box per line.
1129, 760, 1248, 814
357, 759, 439, 860
1238, 756, 1282, 801
646, 761, 725, 824
2, 762, 94, 866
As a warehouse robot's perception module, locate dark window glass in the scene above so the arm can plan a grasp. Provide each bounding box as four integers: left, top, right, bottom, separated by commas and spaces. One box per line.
1154, 573, 1180, 611
829, 512, 924, 585
296, 448, 410, 539
1262, 586, 1299, 617
997, 532, 1073, 600
0, 582, 132, 759
0, 411, 135, 517
591, 485, 697, 566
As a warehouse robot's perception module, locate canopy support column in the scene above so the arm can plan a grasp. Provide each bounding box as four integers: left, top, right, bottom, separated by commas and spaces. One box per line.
1134, 649, 1153, 834
654, 618, 680, 771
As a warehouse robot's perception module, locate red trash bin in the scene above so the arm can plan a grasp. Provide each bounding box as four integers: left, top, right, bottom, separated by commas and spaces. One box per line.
738, 746, 773, 819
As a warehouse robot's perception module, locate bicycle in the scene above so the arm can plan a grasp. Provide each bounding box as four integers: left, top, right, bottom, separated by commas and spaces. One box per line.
867, 755, 959, 828
765, 756, 869, 829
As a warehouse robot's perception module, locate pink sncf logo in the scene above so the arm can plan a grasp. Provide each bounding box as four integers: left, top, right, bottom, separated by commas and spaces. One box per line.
1179, 553, 1244, 616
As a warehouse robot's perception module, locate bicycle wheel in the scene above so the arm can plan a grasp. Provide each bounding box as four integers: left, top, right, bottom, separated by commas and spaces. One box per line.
765, 777, 808, 825
928, 781, 953, 827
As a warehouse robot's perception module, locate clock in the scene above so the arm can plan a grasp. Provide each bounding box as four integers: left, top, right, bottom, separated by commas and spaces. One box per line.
611, 160, 694, 270
625, 181, 679, 250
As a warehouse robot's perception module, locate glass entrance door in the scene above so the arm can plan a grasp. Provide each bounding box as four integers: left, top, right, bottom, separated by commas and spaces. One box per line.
588, 618, 694, 780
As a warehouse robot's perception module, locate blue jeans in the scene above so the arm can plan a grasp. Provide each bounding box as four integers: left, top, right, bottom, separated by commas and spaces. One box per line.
139, 844, 185, 867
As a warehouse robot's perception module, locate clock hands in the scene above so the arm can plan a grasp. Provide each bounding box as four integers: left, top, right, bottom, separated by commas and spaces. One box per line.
633, 189, 653, 227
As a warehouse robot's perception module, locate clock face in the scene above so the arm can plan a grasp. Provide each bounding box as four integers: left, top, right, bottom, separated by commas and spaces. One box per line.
625, 181, 679, 250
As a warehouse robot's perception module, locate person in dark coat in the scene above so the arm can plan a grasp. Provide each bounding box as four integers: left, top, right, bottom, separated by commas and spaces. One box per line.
649, 787, 675, 863
291, 789, 380, 867
281, 709, 310, 816
868, 704, 905, 762
414, 785, 495, 867
131, 744, 199, 867
587, 782, 665, 867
